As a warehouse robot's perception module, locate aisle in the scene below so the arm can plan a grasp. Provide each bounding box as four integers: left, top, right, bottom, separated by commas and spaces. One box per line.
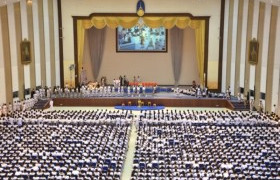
121, 122, 137, 180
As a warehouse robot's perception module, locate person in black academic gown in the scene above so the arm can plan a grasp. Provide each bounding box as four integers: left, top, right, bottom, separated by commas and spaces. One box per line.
119, 76, 123, 86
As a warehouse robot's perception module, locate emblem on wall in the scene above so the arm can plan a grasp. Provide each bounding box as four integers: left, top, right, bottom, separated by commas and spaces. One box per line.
137, 0, 145, 17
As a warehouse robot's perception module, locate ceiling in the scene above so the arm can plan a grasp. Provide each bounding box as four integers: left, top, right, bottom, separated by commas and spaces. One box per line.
0, 0, 280, 9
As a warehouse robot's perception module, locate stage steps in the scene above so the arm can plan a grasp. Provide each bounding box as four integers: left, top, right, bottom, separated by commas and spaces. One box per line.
33, 99, 50, 110
230, 101, 250, 111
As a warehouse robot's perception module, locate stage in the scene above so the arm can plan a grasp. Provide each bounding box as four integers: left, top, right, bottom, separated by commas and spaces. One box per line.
53, 92, 234, 110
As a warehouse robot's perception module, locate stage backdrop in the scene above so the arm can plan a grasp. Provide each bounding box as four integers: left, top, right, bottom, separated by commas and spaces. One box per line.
61, 0, 221, 88
82, 27, 199, 85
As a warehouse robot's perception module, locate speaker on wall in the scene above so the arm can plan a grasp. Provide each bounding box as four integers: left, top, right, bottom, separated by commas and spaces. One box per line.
240, 87, 244, 94
260, 93, 265, 100
250, 90, 255, 97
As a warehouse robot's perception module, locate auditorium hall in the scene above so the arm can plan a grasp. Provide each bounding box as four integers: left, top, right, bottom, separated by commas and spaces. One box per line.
0, 0, 279, 179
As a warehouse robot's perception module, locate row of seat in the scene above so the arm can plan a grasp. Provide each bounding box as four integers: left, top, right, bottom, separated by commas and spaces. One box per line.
0, 108, 279, 179
137, 109, 279, 126
0, 122, 130, 179
131, 122, 280, 179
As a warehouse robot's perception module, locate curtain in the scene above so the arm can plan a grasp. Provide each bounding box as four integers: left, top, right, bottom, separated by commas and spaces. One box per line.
82, 32, 94, 83
86, 27, 106, 81
194, 21, 205, 85
77, 17, 206, 85
81, 16, 197, 30
77, 20, 85, 76
171, 26, 184, 86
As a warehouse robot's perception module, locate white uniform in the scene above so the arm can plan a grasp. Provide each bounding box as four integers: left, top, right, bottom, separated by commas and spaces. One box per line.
2, 105, 8, 116
22, 103, 26, 112
8, 104, 13, 114
47, 89, 51, 98
127, 86, 131, 95
250, 99, 254, 111
80, 69, 87, 85
49, 100, 54, 110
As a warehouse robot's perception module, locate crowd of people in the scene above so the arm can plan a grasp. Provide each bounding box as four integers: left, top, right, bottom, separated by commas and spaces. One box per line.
0, 78, 279, 179
0, 121, 130, 179
136, 109, 279, 126
131, 123, 279, 179
52, 84, 158, 98
0, 98, 37, 117
0, 106, 279, 179
113, 75, 141, 87
131, 109, 279, 179
1, 109, 133, 126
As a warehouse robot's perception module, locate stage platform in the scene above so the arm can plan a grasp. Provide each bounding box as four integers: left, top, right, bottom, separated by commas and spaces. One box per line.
53, 92, 235, 110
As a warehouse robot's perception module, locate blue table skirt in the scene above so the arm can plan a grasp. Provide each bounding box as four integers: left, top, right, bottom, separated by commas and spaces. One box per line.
115, 106, 165, 111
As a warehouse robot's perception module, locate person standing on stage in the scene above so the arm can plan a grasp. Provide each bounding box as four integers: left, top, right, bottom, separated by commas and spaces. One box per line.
133, 76, 137, 85
153, 85, 157, 95
80, 67, 87, 86
132, 86, 136, 96
137, 76, 141, 84
119, 75, 123, 86
123, 75, 128, 87
127, 86, 131, 96
113, 79, 116, 88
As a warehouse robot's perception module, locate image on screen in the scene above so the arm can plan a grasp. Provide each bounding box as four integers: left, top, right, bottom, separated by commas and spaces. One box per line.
117, 25, 167, 52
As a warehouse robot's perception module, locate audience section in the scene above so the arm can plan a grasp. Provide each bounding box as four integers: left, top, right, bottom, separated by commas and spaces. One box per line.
132, 110, 280, 179
0, 114, 131, 179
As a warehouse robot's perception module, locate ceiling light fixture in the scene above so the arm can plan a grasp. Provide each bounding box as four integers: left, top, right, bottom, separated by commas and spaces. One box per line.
27, 0, 32, 5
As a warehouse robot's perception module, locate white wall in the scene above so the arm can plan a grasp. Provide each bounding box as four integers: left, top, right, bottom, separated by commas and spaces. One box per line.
0, 0, 60, 104
222, 0, 280, 112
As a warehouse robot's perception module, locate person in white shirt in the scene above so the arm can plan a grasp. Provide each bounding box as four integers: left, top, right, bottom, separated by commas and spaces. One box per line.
17, 118, 23, 127
13, 102, 17, 112
8, 103, 13, 114
259, 100, 264, 113
79, 67, 87, 86
137, 75, 141, 84
137, 86, 140, 95
237, 93, 241, 102
196, 86, 201, 98
121, 86, 124, 95
227, 85, 231, 98
49, 99, 54, 110
127, 86, 131, 96
47, 88, 51, 98
22, 103, 26, 112
2, 104, 7, 117
133, 86, 136, 96
176, 87, 180, 96
153, 86, 157, 95
250, 99, 254, 111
